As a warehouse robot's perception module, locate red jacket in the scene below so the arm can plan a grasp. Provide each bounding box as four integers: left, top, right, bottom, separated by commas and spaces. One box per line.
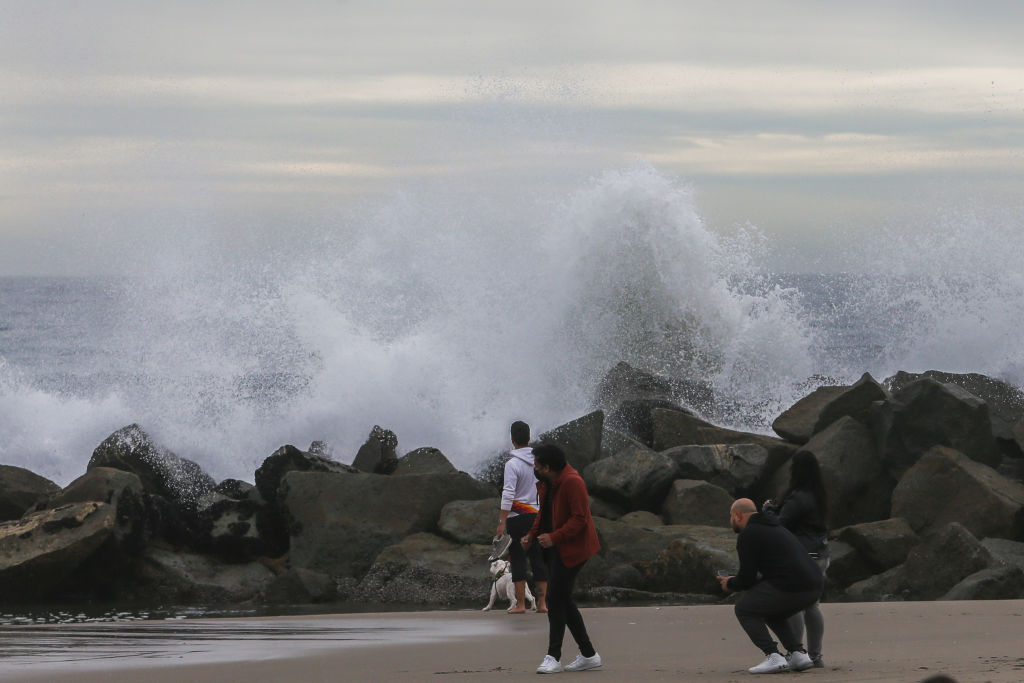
527, 464, 601, 567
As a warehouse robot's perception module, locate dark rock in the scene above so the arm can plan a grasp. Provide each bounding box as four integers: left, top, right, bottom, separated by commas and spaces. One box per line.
835, 518, 918, 573
618, 511, 664, 528
601, 427, 649, 460
307, 440, 333, 457
589, 496, 625, 521
772, 373, 888, 444
127, 543, 275, 603
0, 465, 60, 521
593, 361, 714, 416
537, 411, 605, 471
891, 446, 1024, 540
196, 492, 273, 562
0, 502, 116, 601
607, 399, 694, 448
941, 565, 1024, 600
351, 426, 399, 474
825, 540, 878, 589
981, 537, 1024, 571
842, 565, 904, 602
88, 424, 215, 511
437, 498, 499, 545
356, 533, 491, 606
642, 534, 738, 595
592, 517, 678, 570
893, 522, 993, 600
281, 470, 493, 578
662, 443, 773, 498
45, 467, 149, 553
394, 447, 456, 475
262, 568, 338, 604
873, 378, 1002, 477
583, 446, 677, 511
603, 563, 645, 589
254, 444, 357, 504
661, 479, 733, 527
794, 416, 892, 528
214, 479, 263, 502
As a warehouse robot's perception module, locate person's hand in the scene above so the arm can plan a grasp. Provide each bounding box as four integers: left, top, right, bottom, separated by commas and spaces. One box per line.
521, 535, 532, 549
496, 521, 506, 537
537, 533, 553, 548
718, 575, 733, 592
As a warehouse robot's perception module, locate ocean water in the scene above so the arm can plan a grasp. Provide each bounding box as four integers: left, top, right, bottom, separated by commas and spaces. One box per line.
2, 165, 1023, 486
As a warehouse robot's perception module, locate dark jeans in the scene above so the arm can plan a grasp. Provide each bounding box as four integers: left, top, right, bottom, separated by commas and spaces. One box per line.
544, 549, 595, 660
507, 514, 548, 583
734, 581, 822, 656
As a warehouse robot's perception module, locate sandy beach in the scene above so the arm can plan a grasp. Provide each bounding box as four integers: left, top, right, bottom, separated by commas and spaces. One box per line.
4, 600, 1023, 682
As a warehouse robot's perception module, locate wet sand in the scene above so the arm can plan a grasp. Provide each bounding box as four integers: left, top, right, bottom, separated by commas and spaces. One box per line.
5, 600, 1024, 682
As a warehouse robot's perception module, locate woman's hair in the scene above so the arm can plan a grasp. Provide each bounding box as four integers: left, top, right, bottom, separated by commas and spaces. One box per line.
783, 450, 828, 518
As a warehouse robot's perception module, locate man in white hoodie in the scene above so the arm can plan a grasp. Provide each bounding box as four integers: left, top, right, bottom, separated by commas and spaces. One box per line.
496, 421, 548, 613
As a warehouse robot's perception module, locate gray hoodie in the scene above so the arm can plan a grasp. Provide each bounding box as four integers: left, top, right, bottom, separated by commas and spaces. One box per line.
501, 447, 540, 517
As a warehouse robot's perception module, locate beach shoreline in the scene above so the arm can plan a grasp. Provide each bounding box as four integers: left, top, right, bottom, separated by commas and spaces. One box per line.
5, 600, 1023, 682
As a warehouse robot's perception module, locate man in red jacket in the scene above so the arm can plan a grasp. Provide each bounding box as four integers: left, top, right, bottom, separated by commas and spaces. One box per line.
523, 444, 602, 674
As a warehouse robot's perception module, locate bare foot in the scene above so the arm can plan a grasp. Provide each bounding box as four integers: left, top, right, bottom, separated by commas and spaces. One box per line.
537, 607, 548, 613
508, 607, 527, 614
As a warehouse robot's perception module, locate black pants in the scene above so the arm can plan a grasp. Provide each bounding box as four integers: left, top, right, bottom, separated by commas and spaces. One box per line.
507, 514, 548, 583
545, 549, 595, 660
734, 581, 822, 655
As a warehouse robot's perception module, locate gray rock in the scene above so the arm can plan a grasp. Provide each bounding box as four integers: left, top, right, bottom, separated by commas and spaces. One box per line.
356, 533, 492, 606
537, 411, 605, 471
891, 446, 1024, 540
603, 563, 645, 589
892, 522, 994, 600
642, 533, 738, 595
941, 565, 1024, 600
825, 540, 878, 589
0, 502, 116, 601
662, 443, 772, 498
795, 416, 892, 528
589, 496, 625, 521
254, 444, 357, 503
437, 498, 500, 545
351, 425, 399, 474
873, 378, 1002, 477
0, 464, 60, 521
196, 492, 273, 562
619, 510, 664, 528
583, 446, 677, 511
281, 470, 493, 578
592, 517, 678, 569
88, 424, 215, 511
46, 467, 149, 552
981, 537, 1024, 571
835, 518, 918, 573
262, 568, 338, 604
129, 543, 275, 603
607, 399, 694, 448
842, 565, 905, 602
661, 479, 733, 527
772, 372, 888, 444
593, 361, 714, 416
601, 427, 649, 460
394, 447, 456, 475
214, 479, 263, 502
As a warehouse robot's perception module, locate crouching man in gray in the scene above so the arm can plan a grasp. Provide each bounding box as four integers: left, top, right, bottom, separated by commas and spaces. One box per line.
718, 498, 823, 675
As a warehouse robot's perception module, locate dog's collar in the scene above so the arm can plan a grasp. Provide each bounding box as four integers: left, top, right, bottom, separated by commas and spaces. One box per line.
493, 565, 509, 582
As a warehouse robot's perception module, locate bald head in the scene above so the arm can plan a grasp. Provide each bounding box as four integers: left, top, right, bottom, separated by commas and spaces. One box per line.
730, 498, 757, 532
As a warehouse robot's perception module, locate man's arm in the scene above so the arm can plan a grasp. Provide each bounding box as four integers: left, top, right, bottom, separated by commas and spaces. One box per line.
548, 478, 589, 546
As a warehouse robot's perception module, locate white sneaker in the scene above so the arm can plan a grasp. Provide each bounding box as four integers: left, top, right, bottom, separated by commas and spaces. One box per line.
537, 655, 563, 674
564, 652, 602, 671
748, 652, 789, 674
786, 650, 813, 672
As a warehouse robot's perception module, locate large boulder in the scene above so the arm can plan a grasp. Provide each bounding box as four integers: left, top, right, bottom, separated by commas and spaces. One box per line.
941, 565, 1024, 600
873, 378, 1002, 476
660, 479, 733, 527
606, 399, 694, 449
835, 517, 918, 574
891, 522, 995, 600
583, 446, 677, 511
0, 465, 60, 521
593, 361, 714, 417
650, 409, 796, 472
262, 568, 338, 604
537, 411, 605, 471
0, 502, 116, 601
88, 424, 215, 511
281, 470, 493, 578
351, 425, 399, 474
890, 446, 1024, 540
393, 447, 457, 475
825, 540, 878, 590
44, 467, 149, 552
195, 491, 275, 562
795, 416, 892, 528
885, 370, 1024, 456
601, 427, 649, 460
127, 543, 276, 603
254, 444, 358, 503
661, 443, 774, 498
641, 525, 739, 595
772, 373, 888, 444
356, 533, 492, 607
437, 498, 499, 545
982, 537, 1024, 571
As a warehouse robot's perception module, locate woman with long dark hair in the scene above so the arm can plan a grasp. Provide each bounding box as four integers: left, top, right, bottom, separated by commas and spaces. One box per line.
764, 450, 829, 669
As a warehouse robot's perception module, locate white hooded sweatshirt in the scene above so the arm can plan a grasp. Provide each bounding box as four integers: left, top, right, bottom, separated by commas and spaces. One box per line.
501, 447, 540, 517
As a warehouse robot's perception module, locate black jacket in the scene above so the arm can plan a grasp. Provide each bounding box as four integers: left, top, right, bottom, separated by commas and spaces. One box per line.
764, 489, 829, 555
727, 512, 824, 593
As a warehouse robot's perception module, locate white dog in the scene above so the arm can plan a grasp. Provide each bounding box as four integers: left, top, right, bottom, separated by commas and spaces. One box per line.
482, 559, 537, 612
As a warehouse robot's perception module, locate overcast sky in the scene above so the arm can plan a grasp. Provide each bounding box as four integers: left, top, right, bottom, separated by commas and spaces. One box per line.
2, 1, 1023, 275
